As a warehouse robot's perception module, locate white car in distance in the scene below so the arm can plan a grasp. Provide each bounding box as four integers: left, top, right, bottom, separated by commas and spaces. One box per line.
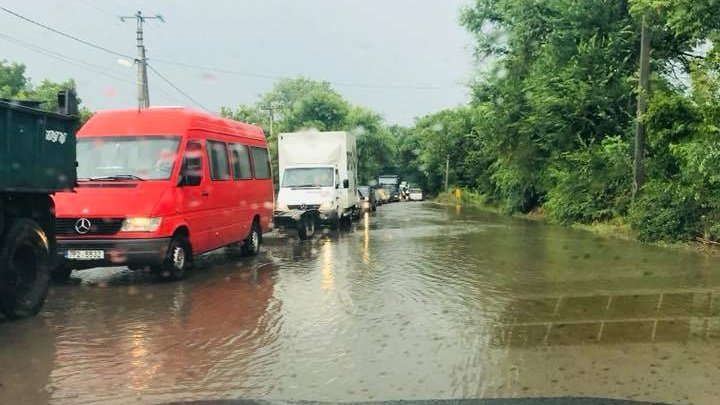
408, 188, 424, 201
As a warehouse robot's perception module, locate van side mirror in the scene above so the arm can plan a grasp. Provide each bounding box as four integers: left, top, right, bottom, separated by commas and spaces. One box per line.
178, 167, 202, 187
343, 179, 349, 189
179, 141, 203, 187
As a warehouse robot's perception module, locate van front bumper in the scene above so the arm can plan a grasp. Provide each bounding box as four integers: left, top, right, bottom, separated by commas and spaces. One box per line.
56, 237, 171, 269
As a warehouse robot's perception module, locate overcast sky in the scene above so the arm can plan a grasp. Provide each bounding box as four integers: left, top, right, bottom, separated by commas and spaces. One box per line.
1, 0, 476, 125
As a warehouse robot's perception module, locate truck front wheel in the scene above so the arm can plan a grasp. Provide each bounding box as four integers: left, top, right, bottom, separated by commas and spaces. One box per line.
298, 215, 316, 240
0, 219, 51, 319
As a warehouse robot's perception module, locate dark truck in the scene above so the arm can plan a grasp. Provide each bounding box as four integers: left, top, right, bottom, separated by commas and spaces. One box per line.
378, 174, 401, 202
0, 91, 78, 319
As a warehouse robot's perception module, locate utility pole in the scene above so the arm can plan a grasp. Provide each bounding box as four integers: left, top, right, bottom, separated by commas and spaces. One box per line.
121, 11, 164, 109
633, 15, 650, 200
444, 153, 450, 192
262, 103, 280, 135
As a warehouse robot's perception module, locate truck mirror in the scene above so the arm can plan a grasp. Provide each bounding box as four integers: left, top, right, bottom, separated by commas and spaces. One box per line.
343, 179, 349, 189
57, 89, 78, 116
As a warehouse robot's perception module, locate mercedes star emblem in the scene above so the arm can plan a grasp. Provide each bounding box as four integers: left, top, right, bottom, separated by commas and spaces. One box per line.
75, 218, 92, 234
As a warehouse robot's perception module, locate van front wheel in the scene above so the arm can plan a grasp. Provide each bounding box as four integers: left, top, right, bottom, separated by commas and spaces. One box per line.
154, 235, 190, 281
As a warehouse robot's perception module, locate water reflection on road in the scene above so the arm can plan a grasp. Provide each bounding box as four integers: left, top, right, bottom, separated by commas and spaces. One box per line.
3, 202, 720, 404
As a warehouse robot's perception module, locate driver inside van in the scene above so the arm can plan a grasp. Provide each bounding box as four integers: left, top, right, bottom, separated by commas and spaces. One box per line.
155, 148, 176, 175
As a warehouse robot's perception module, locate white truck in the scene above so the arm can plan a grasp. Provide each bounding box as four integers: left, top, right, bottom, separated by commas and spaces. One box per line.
274, 131, 359, 239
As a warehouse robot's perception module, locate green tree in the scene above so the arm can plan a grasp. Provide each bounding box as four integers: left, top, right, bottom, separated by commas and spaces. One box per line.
222, 77, 399, 185
0, 60, 29, 98
285, 88, 350, 131
347, 107, 396, 184
457, 0, 720, 241
1, 60, 88, 118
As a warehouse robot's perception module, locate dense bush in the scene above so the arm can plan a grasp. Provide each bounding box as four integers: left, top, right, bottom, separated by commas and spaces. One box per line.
628, 181, 701, 242
545, 136, 631, 224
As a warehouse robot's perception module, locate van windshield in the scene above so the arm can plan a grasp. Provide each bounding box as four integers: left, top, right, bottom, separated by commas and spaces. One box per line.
77, 136, 181, 181
282, 167, 334, 188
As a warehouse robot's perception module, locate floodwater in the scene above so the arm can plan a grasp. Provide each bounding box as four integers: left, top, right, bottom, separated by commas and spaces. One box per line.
2, 202, 720, 404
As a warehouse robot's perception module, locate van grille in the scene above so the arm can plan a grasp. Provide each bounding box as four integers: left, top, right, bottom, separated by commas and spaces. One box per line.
287, 204, 321, 210
56, 218, 124, 236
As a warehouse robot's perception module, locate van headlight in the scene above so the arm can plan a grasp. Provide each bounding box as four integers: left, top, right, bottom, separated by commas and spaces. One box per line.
121, 217, 162, 232
320, 201, 334, 210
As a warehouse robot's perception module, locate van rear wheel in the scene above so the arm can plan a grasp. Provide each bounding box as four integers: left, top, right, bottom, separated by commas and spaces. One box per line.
153, 235, 190, 281
241, 222, 261, 256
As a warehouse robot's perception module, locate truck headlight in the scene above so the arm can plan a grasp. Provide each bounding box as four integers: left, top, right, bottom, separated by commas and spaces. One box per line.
276, 202, 289, 211
121, 217, 162, 232
320, 201, 334, 210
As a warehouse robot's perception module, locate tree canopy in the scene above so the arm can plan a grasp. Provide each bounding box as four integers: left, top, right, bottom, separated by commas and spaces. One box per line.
221, 77, 398, 184
0, 60, 91, 122
389, 0, 720, 242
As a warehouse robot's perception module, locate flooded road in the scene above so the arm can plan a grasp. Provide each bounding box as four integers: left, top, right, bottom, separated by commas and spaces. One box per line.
3, 202, 720, 404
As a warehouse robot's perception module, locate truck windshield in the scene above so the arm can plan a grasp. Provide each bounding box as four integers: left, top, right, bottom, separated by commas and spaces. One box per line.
77, 136, 181, 181
282, 167, 334, 188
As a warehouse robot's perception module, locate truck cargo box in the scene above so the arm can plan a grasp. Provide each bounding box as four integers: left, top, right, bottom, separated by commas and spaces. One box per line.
0, 99, 77, 192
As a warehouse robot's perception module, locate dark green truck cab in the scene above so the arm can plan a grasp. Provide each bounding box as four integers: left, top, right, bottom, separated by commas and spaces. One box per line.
0, 91, 78, 319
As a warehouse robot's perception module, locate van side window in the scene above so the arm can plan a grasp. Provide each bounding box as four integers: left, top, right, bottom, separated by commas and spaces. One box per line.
251, 147, 271, 179
230, 143, 253, 180
207, 140, 231, 180
180, 141, 203, 186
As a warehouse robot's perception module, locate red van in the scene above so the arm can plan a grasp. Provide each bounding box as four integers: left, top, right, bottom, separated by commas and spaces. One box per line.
52, 107, 274, 281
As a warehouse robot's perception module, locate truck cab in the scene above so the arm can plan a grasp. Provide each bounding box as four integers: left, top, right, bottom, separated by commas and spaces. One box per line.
277, 164, 340, 218
273, 131, 358, 239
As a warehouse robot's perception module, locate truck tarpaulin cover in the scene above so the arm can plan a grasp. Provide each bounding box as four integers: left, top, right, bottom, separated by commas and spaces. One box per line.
278, 131, 351, 168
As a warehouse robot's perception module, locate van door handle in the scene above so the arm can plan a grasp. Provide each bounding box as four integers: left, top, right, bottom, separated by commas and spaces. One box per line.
201, 190, 210, 196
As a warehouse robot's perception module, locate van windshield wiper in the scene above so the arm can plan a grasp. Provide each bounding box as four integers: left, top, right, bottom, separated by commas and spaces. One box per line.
86, 174, 146, 181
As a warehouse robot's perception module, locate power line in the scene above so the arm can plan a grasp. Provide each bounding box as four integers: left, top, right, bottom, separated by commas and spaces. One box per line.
147, 64, 208, 111
0, 6, 198, 108
0, 32, 177, 102
0, 5, 132, 59
2, 5, 452, 91
150, 58, 451, 90
0, 32, 132, 84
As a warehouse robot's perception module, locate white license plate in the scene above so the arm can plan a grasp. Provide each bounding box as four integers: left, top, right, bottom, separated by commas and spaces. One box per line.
65, 250, 104, 260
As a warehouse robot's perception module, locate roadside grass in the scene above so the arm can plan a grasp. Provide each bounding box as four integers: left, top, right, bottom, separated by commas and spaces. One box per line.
434, 188, 720, 256
435, 190, 492, 209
